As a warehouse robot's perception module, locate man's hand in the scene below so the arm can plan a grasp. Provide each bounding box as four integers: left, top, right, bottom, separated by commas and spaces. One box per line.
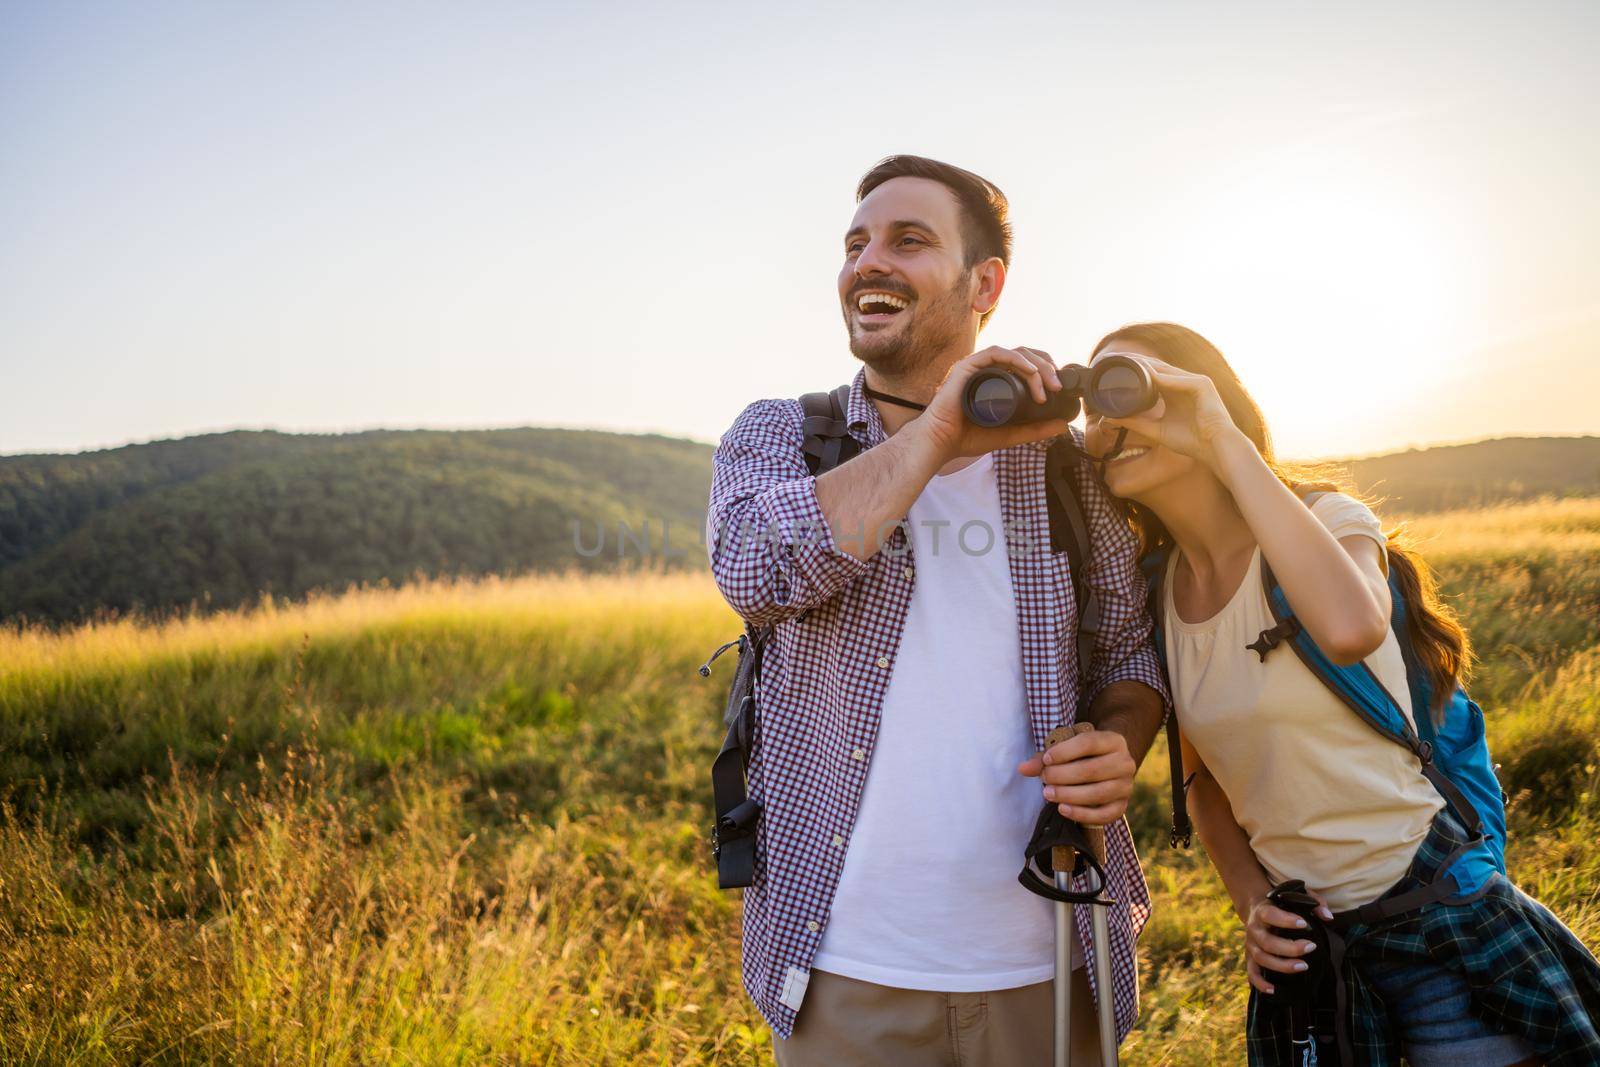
1016, 729, 1137, 826
915, 345, 1072, 463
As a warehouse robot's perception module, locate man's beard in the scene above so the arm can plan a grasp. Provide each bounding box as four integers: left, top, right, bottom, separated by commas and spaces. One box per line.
845, 275, 971, 378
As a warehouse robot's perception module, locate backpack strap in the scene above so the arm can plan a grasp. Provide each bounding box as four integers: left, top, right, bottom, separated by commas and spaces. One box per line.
1256, 555, 1426, 755
705, 386, 861, 890
1043, 439, 1100, 676
1148, 553, 1194, 849
800, 384, 860, 476
1254, 553, 1489, 903
706, 629, 766, 889
1142, 546, 1194, 848
1049, 441, 1192, 848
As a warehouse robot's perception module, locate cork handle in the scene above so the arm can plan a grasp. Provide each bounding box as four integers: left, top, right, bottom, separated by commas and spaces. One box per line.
1046, 722, 1109, 872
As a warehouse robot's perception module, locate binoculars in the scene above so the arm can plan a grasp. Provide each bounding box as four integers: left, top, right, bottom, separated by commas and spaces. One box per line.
962, 353, 1157, 428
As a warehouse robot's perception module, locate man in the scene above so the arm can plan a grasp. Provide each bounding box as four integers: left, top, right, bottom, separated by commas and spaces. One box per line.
706, 155, 1169, 1065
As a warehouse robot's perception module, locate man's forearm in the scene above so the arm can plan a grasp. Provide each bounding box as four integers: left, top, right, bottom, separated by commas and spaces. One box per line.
1084, 679, 1166, 765
813, 419, 946, 562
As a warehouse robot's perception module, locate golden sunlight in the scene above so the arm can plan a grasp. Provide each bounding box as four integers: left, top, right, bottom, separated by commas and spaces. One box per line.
1152, 147, 1475, 456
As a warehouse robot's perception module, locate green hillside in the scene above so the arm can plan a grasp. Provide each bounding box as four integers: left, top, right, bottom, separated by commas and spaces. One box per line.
3, 429, 1596, 624
0, 429, 714, 623
1340, 435, 1600, 511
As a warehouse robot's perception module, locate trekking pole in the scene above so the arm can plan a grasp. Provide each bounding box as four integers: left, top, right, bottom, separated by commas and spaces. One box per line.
1085, 805, 1118, 1067
1050, 722, 1119, 1067
1048, 723, 1085, 1067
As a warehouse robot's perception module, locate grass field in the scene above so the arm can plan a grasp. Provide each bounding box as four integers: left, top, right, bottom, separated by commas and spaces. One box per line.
3, 498, 1598, 1064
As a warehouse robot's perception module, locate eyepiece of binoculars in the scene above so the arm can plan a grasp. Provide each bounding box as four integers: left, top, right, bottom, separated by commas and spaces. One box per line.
961, 354, 1157, 428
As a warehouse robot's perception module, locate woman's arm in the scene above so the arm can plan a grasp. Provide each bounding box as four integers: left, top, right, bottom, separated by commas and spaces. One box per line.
1208, 431, 1390, 665
1182, 732, 1270, 923
1181, 733, 1329, 994
1103, 358, 1390, 665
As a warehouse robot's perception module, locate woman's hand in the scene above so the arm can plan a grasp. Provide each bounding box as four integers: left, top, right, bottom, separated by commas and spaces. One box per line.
1243, 890, 1334, 995
1096, 354, 1243, 469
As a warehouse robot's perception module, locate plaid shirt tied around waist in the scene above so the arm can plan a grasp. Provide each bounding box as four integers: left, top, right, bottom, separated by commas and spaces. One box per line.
706, 368, 1169, 1041
1247, 806, 1600, 1065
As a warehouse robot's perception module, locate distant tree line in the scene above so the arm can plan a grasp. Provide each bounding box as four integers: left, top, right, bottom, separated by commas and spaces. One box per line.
2, 428, 1594, 625
0, 428, 712, 624
1343, 436, 1600, 512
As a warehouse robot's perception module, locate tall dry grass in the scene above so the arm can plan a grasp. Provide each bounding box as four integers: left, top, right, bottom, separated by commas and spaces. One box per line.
1, 503, 1596, 1064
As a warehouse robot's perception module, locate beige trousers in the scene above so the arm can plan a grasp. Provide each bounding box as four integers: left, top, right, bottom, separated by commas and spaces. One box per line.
772, 967, 1105, 1067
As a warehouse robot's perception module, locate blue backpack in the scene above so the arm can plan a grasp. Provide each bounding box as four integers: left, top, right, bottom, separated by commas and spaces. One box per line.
1144, 518, 1508, 907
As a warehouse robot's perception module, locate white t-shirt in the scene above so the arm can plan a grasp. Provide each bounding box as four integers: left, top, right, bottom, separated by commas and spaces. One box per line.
811, 451, 1079, 991
1162, 492, 1443, 912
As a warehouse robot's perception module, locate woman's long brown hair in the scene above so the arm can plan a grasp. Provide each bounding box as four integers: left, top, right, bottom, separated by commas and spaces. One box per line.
1094, 321, 1472, 722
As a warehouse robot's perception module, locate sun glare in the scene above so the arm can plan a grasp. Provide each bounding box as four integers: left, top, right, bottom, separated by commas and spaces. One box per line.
1144, 149, 1474, 457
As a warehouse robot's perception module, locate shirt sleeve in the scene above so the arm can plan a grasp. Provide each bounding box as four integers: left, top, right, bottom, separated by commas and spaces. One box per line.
706, 399, 872, 628
1310, 491, 1389, 577
1075, 448, 1171, 707
1310, 491, 1385, 547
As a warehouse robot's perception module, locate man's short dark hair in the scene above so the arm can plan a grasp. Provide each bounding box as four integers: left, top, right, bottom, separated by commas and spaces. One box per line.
856, 155, 1012, 328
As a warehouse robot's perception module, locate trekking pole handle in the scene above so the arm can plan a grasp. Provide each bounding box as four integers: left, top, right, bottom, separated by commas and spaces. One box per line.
1046, 723, 1109, 872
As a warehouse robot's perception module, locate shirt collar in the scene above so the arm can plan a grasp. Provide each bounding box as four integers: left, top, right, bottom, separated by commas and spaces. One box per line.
845, 367, 884, 447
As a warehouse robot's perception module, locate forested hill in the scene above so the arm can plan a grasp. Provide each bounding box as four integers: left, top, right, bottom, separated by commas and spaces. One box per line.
1, 429, 1595, 624
1340, 435, 1600, 511
0, 428, 714, 623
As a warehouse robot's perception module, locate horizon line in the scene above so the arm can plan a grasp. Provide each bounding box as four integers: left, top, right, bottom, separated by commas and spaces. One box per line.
3, 422, 1597, 466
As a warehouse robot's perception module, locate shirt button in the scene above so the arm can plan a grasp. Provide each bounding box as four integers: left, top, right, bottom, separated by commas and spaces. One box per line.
902, 566, 914, 580
875, 656, 890, 669
806, 920, 821, 933
851, 747, 866, 761
831, 833, 845, 847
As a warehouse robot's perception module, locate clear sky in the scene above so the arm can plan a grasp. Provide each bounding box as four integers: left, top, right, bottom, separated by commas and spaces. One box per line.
2, 0, 1596, 459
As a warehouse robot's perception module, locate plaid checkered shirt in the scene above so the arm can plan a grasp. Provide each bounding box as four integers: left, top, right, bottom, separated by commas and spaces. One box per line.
706, 368, 1169, 1041
1247, 807, 1600, 1065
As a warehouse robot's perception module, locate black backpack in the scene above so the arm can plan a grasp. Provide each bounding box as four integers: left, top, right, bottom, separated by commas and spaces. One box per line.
701, 385, 1102, 889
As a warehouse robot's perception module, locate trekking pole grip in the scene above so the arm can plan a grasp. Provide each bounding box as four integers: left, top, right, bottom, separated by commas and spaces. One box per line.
1046, 722, 1109, 871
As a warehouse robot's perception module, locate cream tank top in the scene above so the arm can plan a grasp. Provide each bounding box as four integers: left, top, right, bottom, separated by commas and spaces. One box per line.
1163, 493, 1443, 912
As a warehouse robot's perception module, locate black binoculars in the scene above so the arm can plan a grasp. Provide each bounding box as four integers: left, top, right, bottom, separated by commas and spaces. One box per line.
961, 354, 1158, 428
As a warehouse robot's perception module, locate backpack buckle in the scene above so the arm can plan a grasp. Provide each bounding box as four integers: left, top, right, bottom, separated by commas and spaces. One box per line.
711, 799, 761, 859
1246, 617, 1300, 662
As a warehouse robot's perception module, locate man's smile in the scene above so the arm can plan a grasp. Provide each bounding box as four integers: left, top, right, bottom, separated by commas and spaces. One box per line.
851, 289, 912, 326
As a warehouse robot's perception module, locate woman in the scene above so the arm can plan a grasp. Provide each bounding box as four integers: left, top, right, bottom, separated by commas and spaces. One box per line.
1080, 322, 1600, 1065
